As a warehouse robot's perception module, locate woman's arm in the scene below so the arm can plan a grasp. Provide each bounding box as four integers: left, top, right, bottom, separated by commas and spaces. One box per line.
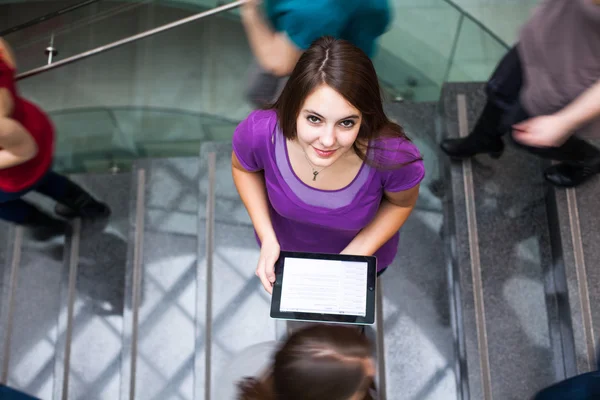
232, 152, 277, 242
341, 185, 420, 256
232, 152, 279, 292
0, 117, 38, 170
513, 79, 600, 147
0, 37, 17, 69
241, 1, 302, 76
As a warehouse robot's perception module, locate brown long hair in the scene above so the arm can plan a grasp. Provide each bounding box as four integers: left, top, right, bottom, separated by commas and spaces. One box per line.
272, 36, 421, 168
238, 325, 376, 400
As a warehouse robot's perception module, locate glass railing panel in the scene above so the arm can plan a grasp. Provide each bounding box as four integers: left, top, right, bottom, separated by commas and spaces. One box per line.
374, 0, 509, 102
15, 3, 251, 174
374, 0, 462, 102
4, 0, 233, 72
0, 0, 88, 35
443, 0, 538, 44
446, 15, 508, 83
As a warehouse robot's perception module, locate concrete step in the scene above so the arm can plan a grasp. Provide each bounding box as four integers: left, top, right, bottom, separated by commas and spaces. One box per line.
439, 82, 563, 399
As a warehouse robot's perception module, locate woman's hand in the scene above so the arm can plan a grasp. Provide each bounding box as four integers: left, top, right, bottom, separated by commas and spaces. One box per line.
512, 115, 572, 148
256, 236, 280, 294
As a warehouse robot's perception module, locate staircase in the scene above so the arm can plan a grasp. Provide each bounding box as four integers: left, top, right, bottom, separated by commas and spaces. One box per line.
0, 95, 463, 400
2, 86, 600, 400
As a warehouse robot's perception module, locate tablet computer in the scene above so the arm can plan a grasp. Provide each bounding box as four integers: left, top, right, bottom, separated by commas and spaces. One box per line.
270, 251, 377, 325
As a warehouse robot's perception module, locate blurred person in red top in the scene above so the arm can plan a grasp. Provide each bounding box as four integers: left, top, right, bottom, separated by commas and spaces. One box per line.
0, 38, 110, 239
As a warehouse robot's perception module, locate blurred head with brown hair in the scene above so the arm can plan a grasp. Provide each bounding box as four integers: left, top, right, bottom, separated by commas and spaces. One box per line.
238, 324, 376, 400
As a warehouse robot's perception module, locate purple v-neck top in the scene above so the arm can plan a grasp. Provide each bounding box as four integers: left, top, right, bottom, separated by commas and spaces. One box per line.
233, 110, 425, 271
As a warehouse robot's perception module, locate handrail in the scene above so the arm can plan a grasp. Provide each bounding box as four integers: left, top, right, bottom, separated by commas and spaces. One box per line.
16, 0, 249, 81
14, 0, 508, 83
0, 0, 101, 37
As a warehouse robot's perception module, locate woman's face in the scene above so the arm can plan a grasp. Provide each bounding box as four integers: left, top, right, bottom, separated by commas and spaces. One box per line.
295, 84, 362, 168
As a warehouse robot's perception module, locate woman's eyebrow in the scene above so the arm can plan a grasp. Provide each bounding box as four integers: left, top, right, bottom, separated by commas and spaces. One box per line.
303, 109, 360, 120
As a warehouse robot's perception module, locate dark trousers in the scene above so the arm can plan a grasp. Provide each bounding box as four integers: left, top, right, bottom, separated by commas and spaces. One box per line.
0, 384, 40, 399
475, 46, 600, 164
534, 371, 600, 400
0, 170, 69, 224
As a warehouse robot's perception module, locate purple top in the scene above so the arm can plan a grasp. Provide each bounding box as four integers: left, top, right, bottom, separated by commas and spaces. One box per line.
233, 110, 425, 271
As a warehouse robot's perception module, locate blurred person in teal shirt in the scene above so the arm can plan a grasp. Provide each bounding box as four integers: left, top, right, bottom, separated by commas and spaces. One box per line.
241, 0, 390, 107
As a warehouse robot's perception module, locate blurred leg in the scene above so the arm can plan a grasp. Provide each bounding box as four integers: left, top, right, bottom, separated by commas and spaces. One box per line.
35, 171, 111, 219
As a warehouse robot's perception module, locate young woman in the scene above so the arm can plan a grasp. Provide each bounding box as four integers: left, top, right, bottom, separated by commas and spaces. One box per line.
232, 36, 424, 293
0, 38, 109, 238
237, 324, 377, 400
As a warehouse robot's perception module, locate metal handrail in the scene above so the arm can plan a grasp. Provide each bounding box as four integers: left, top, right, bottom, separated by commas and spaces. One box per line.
0, 0, 101, 37
16, 0, 249, 81
14, 0, 509, 83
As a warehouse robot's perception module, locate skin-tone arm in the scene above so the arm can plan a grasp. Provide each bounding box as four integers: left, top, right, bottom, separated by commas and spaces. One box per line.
0, 118, 39, 170
241, 0, 302, 76
513, 79, 600, 148
341, 185, 420, 256
0, 38, 16, 117
0, 38, 37, 169
232, 152, 280, 293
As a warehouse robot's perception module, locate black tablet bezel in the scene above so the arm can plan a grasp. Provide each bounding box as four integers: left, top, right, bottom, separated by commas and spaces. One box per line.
270, 251, 377, 325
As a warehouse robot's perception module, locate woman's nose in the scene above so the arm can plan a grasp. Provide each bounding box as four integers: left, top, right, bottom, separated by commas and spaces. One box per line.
320, 127, 336, 148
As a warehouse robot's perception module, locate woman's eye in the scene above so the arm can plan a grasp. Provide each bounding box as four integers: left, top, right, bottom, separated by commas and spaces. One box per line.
340, 120, 355, 128
307, 116, 321, 124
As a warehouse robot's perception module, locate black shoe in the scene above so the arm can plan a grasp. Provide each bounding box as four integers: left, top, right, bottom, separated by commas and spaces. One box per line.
22, 210, 68, 241
440, 134, 504, 160
55, 199, 111, 220
544, 163, 600, 188
54, 180, 111, 220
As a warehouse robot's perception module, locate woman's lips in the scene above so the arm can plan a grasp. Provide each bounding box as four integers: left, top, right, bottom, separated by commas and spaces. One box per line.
313, 147, 337, 158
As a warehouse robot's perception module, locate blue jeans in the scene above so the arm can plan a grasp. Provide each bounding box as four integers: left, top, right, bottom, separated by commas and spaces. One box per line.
0, 170, 69, 224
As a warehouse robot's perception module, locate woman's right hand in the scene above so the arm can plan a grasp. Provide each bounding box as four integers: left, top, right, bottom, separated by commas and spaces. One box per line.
256, 236, 280, 294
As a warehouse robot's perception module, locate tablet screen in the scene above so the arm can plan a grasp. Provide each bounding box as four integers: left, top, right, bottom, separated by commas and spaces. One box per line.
279, 257, 368, 317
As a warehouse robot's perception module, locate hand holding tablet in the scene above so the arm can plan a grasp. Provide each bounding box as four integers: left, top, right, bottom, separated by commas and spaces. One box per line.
255, 236, 280, 294
270, 251, 377, 325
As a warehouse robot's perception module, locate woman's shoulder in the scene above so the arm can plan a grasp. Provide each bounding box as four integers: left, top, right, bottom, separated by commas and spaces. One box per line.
370, 135, 422, 166
242, 109, 278, 133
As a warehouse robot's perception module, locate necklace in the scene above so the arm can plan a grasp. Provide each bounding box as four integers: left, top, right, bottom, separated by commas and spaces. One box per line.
303, 150, 333, 181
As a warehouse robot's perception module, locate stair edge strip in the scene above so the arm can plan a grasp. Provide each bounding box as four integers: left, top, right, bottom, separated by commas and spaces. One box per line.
0, 226, 22, 384
457, 94, 493, 400
566, 188, 596, 369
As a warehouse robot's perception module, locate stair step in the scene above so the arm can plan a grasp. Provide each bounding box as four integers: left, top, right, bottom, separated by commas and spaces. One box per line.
0, 173, 132, 400
383, 102, 458, 399
441, 82, 562, 399
549, 142, 600, 374
122, 158, 201, 400
53, 173, 132, 400
3, 231, 65, 399
0, 221, 15, 385
198, 143, 282, 400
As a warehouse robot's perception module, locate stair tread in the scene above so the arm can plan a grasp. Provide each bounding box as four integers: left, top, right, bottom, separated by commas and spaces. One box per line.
442, 82, 559, 399
57, 173, 131, 400
127, 158, 200, 400
551, 146, 600, 373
